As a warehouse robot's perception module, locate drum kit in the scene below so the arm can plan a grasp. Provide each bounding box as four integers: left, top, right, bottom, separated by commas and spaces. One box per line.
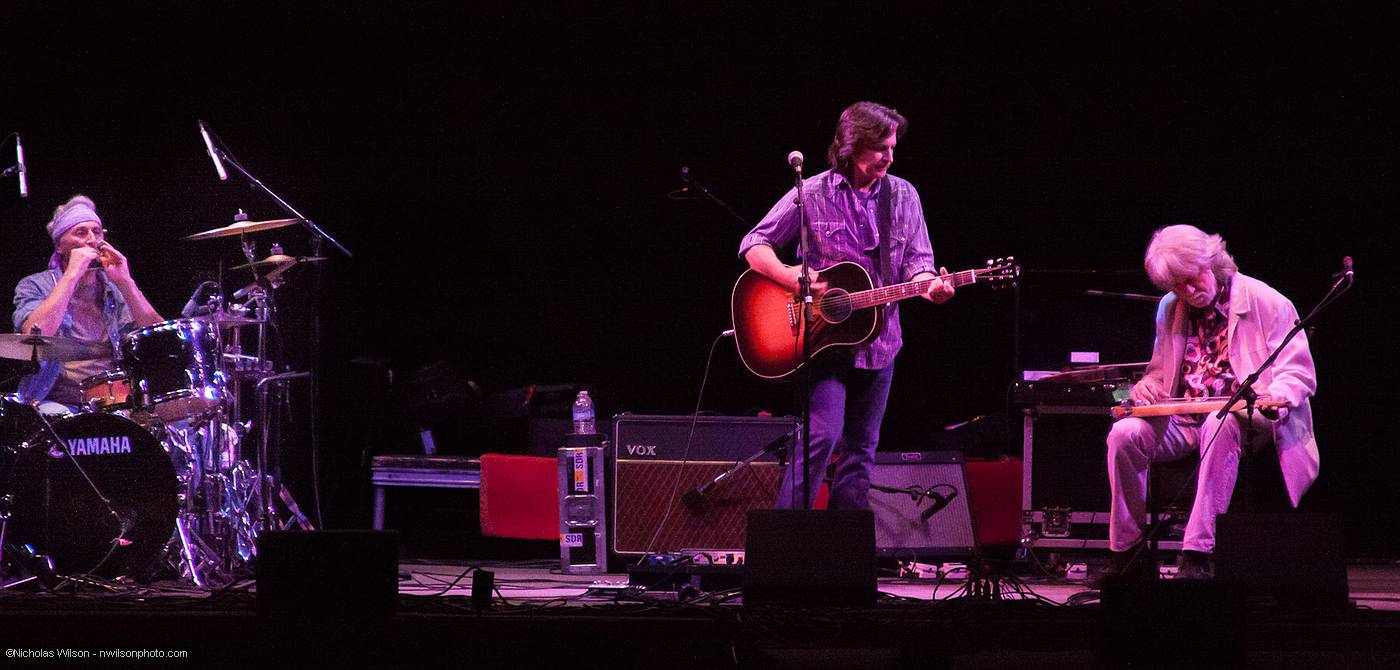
0, 216, 323, 590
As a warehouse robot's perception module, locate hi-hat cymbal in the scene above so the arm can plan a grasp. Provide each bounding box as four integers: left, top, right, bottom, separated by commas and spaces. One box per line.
0, 334, 113, 362
182, 218, 301, 241
231, 254, 327, 272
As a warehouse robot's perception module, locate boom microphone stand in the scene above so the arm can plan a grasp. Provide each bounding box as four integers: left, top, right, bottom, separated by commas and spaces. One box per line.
1210, 257, 1354, 510
199, 122, 354, 528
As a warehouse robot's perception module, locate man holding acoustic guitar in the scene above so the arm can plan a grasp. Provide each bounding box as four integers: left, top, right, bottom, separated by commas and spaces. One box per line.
1098, 224, 1319, 583
736, 101, 955, 511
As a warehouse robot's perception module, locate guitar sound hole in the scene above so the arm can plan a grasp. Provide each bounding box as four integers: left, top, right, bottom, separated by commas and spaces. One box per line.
819, 289, 853, 323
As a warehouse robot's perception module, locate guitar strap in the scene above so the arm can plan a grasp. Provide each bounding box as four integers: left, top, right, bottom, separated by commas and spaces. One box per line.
876, 176, 894, 286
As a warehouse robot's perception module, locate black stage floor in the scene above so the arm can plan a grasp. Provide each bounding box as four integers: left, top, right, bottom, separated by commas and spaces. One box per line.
1, 558, 1398, 668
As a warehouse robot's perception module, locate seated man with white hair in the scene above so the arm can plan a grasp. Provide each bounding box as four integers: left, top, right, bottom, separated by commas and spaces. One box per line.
13, 194, 164, 414
1094, 224, 1319, 584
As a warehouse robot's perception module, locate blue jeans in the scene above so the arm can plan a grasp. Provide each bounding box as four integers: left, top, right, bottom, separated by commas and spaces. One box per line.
776, 360, 895, 510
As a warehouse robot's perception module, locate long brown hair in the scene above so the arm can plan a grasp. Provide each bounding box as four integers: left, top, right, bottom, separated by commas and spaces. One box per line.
826, 102, 907, 177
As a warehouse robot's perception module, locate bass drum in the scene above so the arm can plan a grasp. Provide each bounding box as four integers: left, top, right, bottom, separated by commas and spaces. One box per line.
0, 411, 178, 579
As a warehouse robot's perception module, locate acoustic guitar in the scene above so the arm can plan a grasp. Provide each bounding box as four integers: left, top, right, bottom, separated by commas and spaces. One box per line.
731, 259, 1017, 379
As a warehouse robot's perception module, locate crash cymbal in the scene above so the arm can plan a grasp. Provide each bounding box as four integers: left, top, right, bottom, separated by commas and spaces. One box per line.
0, 333, 113, 361
231, 255, 326, 272
182, 218, 301, 241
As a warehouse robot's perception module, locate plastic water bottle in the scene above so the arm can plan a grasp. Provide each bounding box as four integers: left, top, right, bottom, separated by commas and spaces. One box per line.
572, 390, 596, 434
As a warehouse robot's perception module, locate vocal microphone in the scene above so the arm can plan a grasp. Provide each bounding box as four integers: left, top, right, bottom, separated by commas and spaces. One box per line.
787, 150, 804, 172
1331, 256, 1356, 280
15, 133, 27, 198
920, 488, 958, 521
198, 121, 228, 181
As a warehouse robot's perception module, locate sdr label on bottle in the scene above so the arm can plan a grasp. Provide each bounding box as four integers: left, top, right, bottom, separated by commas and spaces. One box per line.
562, 533, 584, 548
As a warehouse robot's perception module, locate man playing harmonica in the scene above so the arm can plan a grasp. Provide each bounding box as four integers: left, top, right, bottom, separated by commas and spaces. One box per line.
13, 195, 164, 414
1097, 224, 1319, 583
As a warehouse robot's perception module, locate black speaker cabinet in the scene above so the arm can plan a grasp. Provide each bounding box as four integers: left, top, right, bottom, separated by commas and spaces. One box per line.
611, 414, 796, 555
1215, 513, 1349, 611
744, 509, 877, 606
870, 451, 978, 558
256, 530, 399, 621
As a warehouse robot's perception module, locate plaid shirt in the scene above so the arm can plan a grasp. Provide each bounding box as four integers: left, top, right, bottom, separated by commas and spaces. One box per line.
739, 170, 936, 369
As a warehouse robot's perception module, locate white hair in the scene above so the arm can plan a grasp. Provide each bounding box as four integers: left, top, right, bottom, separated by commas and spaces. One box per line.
1143, 224, 1237, 291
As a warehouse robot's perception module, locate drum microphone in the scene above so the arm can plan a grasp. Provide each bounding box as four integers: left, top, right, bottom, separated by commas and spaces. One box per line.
15, 133, 27, 198
198, 121, 228, 181
181, 281, 220, 318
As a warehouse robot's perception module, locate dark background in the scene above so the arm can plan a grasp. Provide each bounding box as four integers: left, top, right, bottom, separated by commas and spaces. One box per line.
1, 4, 1395, 553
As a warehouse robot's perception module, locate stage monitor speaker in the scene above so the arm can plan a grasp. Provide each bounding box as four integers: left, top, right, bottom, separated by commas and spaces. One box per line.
611, 414, 796, 556
744, 509, 877, 606
869, 451, 978, 558
256, 530, 399, 621
1215, 512, 1349, 611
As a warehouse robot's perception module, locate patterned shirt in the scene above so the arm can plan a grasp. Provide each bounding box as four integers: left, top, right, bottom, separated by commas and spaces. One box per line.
1180, 274, 1236, 406
739, 170, 936, 369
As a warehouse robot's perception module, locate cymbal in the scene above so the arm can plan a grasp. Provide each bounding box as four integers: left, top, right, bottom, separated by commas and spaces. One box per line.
0, 333, 113, 362
182, 218, 301, 241
231, 255, 327, 272
187, 311, 264, 327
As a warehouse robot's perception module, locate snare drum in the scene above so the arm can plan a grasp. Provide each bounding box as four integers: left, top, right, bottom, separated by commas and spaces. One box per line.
80, 367, 132, 412
121, 318, 227, 423
0, 411, 178, 578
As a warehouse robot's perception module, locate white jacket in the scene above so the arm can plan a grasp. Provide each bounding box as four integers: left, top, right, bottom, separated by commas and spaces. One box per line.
1136, 273, 1319, 506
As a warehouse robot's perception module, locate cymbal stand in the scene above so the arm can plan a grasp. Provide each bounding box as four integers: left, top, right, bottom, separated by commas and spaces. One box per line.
257, 371, 313, 531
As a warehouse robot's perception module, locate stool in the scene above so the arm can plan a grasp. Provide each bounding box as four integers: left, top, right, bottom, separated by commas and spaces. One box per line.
370, 455, 481, 530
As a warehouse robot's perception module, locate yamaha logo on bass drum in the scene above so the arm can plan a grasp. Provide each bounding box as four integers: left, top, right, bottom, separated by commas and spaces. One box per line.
61, 435, 134, 456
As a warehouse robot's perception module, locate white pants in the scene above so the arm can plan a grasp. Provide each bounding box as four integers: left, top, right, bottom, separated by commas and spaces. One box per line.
1106, 411, 1271, 553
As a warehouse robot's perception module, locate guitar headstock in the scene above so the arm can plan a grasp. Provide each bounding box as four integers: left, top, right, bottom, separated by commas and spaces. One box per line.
979, 256, 1020, 289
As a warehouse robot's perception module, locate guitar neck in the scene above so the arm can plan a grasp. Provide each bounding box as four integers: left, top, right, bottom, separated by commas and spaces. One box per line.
847, 269, 982, 310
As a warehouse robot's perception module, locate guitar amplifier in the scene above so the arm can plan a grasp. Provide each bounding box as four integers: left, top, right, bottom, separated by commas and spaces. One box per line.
870, 451, 978, 558
611, 414, 797, 556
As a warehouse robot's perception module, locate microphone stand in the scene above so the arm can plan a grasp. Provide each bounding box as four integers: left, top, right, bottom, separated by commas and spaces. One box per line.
792, 161, 813, 510
204, 129, 350, 528
1211, 265, 1353, 509
1214, 267, 1353, 424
